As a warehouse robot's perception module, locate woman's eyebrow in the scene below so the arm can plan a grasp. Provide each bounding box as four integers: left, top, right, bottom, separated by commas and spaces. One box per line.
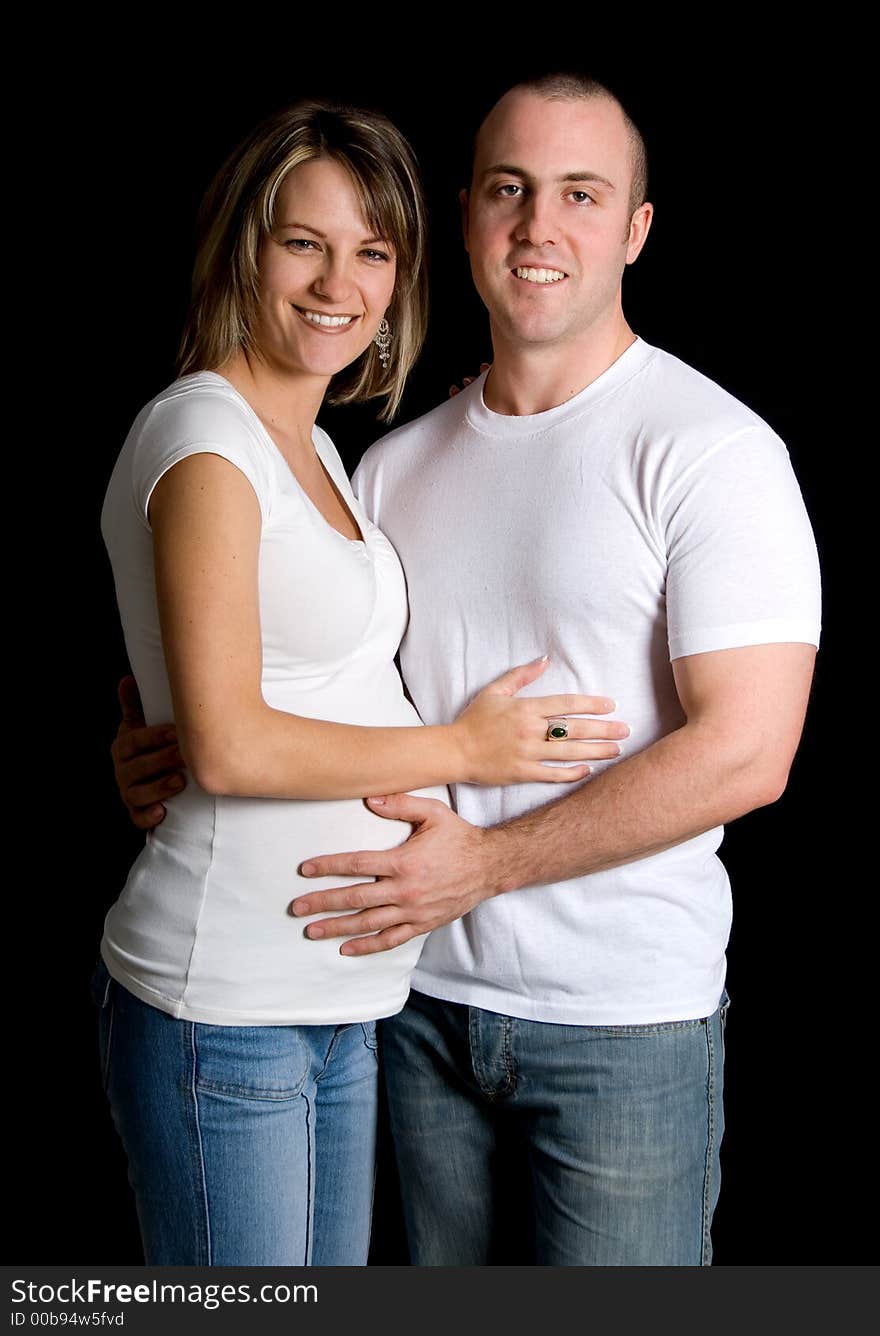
276, 221, 392, 244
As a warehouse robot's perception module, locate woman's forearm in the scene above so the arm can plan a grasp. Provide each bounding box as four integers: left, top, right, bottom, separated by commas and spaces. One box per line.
186, 703, 464, 799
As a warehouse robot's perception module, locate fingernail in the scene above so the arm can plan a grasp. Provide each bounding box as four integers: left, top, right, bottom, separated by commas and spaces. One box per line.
340, 945, 354, 956
149, 806, 165, 822
367, 796, 386, 807
292, 900, 310, 916
307, 925, 324, 939
539, 653, 550, 663
300, 862, 316, 876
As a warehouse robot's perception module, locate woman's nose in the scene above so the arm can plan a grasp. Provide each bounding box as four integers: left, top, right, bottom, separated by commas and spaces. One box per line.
311, 256, 356, 305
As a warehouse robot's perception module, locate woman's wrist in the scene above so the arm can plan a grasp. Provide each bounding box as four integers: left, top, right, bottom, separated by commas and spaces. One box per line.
432, 719, 472, 786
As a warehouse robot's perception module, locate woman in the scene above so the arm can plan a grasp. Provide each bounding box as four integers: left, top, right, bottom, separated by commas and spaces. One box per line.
94, 99, 624, 1267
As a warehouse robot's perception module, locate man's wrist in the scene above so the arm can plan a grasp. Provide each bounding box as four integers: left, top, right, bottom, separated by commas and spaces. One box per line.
478, 823, 527, 897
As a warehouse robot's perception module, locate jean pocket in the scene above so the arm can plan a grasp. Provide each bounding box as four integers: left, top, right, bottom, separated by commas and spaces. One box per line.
194, 1025, 312, 1101
586, 1017, 708, 1037
89, 958, 116, 1092
360, 1021, 379, 1052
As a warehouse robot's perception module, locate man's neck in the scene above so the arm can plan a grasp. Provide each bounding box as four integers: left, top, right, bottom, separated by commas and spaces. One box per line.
483, 317, 637, 417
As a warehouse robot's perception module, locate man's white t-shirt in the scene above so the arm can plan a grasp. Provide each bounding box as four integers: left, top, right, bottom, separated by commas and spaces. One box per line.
354, 337, 821, 1025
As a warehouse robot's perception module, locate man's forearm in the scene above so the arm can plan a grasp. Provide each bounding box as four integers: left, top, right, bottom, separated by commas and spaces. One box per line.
288, 644, 815, 955
479, 719, 784, 895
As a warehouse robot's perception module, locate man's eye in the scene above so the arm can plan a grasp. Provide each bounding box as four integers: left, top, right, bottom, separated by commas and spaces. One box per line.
569, 191, 595, 205
496, 184, 523, 198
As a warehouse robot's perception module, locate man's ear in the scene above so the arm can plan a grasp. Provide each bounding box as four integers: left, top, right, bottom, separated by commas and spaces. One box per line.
459, 187, 470, 253
625, 201, 654, 265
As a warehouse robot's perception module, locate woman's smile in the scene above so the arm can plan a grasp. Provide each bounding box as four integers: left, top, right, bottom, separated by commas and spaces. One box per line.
293, 304, 361, 331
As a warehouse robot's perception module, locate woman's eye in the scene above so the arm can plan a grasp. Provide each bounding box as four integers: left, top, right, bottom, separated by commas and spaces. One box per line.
361, 249, 391, 262
285, 238, 318, 251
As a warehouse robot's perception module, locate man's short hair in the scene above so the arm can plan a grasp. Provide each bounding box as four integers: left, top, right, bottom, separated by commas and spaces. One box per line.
471, 71, 648, 219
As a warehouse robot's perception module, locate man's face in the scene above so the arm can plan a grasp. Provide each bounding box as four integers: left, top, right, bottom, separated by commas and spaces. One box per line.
462, 91, 651, 351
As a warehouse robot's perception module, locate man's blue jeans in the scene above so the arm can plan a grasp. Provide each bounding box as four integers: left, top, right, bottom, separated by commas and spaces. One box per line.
90, 957, 378, 1266
380, 988, 729, 1266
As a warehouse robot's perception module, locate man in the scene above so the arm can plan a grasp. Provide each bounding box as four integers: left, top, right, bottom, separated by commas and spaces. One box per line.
113, 74, 820, 1265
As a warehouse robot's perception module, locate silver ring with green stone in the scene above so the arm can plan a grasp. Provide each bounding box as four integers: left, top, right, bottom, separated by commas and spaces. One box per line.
546, 719, 570, 741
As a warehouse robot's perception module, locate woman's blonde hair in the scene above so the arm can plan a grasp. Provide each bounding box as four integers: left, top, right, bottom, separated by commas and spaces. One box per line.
178, 100, 429, 421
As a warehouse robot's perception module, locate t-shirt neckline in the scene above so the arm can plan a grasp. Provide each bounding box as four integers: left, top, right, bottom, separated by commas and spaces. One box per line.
465, 336, 654, 439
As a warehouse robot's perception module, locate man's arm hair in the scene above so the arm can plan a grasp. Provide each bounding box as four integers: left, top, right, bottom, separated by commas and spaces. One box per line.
480, 641, 817, 892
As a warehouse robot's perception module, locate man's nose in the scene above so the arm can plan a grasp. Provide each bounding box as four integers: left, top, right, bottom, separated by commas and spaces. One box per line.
514, 193, 558, 248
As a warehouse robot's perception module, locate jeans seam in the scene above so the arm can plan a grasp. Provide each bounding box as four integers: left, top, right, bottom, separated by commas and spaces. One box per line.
501, 1016, 516, 1094
188, 1024, 212, 1267
301, 1090, 314, 1266
102, 993, 116, 1093
468, 1008, 490, 1096
319, 1023, 358, 1079
700, 1013, 717, 1266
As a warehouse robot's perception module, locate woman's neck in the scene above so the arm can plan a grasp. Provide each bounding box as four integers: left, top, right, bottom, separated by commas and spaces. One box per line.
214, 349, 329, 456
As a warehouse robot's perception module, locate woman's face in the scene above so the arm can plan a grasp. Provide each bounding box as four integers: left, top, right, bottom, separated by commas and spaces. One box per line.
252, 156, 397, 382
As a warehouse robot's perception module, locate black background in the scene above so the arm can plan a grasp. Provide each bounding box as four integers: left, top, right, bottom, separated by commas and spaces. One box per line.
15, 32, 856, 1266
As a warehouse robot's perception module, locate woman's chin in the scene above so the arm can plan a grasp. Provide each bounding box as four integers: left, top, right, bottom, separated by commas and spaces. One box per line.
283, 342, 373, 380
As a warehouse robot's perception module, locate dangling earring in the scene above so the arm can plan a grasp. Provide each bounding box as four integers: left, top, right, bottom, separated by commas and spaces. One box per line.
374, 318, 392, 368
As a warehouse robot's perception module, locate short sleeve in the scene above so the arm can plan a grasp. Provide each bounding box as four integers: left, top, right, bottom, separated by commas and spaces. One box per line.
663, 426, 822, 659
131, 388, 273, 529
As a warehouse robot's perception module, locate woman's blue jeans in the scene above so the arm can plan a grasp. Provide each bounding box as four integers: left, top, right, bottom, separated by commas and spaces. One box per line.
380, 988, 730, 1266
90, 958, 378, 1266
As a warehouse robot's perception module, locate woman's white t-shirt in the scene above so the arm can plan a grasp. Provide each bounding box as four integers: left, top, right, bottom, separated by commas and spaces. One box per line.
100, 371, 449, 1026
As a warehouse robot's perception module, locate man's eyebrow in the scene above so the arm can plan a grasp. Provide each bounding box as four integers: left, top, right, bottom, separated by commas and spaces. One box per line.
480, 164, 616, 191
561, 171, 616, 191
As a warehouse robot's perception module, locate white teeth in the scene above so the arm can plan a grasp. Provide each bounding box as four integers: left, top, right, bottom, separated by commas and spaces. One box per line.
300, 310, 356, 327
515, 267, 566, 284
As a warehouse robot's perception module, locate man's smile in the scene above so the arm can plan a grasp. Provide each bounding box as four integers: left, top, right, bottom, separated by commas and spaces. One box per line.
512, 266, 568, 284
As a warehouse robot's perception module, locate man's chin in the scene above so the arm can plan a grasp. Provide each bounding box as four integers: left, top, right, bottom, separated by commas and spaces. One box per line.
498, 316, 573, 348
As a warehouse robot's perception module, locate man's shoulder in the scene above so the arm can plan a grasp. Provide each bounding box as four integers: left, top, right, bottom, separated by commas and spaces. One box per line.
638, 342, 773, 441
